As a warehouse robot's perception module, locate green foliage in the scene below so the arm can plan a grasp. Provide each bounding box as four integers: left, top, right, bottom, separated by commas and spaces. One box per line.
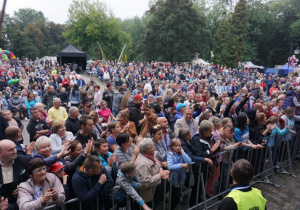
213, 19, 232, 66
63, 0, 131, 60
137, 0, 207, 62
230, 0, 247, 66
14, 8, 46, 30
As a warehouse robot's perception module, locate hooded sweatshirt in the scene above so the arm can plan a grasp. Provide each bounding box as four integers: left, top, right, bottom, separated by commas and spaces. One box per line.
72, 164, 114, 210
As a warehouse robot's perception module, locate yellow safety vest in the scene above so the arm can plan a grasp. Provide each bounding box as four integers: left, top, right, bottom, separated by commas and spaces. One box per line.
226, 187, 266, 210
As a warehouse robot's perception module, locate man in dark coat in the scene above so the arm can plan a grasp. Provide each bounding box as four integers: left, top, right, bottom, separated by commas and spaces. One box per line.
128, 94, 145, 134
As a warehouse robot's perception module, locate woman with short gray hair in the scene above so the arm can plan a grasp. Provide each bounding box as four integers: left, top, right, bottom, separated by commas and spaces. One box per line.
191, 120, 222, 197
33, 136, 71, 166
135, 138, 170, 206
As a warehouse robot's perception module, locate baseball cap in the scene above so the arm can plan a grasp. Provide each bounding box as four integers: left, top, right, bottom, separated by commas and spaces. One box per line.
48, 162, 64, 172
133, 94, 143, 100
176, 103, 187, 111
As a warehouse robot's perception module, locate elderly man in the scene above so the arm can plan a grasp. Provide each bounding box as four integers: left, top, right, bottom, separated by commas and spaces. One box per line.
0, 140, 31, 207
65, 106, 80, 135
157, 117, 174, 150
174, 106, 198, 137
48, 98, 68, 122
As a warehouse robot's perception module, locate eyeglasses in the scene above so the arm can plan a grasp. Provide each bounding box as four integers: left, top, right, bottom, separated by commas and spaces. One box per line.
32, 167, 47, 173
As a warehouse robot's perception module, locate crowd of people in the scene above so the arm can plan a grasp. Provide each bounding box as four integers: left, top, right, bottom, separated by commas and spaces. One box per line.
1, 58, 299, 210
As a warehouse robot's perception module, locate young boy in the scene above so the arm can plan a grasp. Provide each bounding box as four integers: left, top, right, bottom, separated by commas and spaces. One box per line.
116, 162, 151, 210
218, 159, 267, 210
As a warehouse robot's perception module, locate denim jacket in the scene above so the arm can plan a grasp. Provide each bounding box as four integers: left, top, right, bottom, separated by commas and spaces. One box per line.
167, 151, 191, 186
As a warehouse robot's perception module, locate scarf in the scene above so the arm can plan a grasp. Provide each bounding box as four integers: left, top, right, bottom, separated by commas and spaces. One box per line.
143, 153, 156, 164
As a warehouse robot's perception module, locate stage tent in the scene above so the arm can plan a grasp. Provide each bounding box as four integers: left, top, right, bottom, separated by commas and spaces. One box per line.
57, 44, 87, 71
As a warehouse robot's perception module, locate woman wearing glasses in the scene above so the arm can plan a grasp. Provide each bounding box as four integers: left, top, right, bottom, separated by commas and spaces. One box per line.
17, 158, 65, 210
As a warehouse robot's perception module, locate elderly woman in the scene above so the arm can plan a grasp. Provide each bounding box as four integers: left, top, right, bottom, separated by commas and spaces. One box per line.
191, 120, 222, 198
49, 120, 74, 154
17, 158, 65, 210
135, 138, 170, 207
117, 110, 137, 138
178, 128, 213, 206
33, 136, 70, 166
34, 103, 52, 124
113, 133, 139, 166
150, 125, 168, 168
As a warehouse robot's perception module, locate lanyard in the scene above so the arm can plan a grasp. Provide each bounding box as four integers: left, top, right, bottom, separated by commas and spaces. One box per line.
230, 185, 250, 192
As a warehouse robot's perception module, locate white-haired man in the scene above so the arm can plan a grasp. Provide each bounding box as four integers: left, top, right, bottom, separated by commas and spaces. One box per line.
48, 98, 68, 122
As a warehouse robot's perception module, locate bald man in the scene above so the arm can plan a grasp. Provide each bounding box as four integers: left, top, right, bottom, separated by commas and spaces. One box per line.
0, 140, 31, 205
5, 126, 35, 156
157, 117, 174, 150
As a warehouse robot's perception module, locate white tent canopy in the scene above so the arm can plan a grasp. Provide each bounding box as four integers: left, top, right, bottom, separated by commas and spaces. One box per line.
40, 56, 57, 61
193, 58, 210, 66
242, 61, 264, 69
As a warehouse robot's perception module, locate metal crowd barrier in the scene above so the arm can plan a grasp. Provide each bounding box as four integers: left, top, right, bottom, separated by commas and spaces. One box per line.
42, 129, 300, 210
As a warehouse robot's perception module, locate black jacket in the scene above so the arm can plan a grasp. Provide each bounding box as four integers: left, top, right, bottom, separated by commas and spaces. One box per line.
65, 117, 80, 136
180, 138, 205, 163
26, 118, 50, 142
128, 101, 142, 133
0, 115, 9, 140
74, 131, 97, 148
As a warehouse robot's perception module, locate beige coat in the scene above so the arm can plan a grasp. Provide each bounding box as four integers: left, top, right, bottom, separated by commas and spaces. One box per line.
135, 152, 162, 202
174, 117, 198, 137
17, 173, 65, 210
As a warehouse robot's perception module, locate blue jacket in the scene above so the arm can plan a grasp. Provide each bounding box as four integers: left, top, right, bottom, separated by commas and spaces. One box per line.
267, 127, 288, 147
69, 90, 81, 104
77, 79, 86, 87
167, 151, 191, 186
173, 112, 184, 126
25, 98, 39, 114
282, 90, 296, 110
72, 165, 114, 210
1, 96, 8, 110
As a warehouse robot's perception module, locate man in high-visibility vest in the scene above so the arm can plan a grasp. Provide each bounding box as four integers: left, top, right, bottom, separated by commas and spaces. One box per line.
218, 159, 267, 210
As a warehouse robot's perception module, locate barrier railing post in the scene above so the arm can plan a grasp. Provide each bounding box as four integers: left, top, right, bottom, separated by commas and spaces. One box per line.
163, 178, 166, 210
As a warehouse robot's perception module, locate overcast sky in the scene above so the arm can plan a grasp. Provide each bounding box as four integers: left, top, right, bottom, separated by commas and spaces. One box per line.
4, 0, 150, 24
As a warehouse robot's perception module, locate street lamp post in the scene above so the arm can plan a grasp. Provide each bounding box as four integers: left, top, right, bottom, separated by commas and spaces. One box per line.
287, 42, 300, 73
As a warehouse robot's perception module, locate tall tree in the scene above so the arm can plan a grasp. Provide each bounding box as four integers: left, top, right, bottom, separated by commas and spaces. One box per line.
213, 19, 232, 66
229, 0, 247, 67
14, 8, 46, 30
64, 0, 131, 60
138, 0, 206, 62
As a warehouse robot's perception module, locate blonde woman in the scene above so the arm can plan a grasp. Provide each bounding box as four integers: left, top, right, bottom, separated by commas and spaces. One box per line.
49, 120, 74, 154
206, 97, 216, 115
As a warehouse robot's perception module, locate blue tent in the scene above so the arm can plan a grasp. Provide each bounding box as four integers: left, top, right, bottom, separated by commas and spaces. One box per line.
277, 63, 297, 75
265, 68, 281, 77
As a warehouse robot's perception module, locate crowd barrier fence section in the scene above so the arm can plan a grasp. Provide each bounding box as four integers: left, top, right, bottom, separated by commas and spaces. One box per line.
42, 129, 300, 210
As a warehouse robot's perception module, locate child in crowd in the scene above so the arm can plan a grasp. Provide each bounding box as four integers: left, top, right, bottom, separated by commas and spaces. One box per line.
167, 138, 192, 210
106, 122, 122, 152
94, 138, 118, 176
116, 162, 151, 210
